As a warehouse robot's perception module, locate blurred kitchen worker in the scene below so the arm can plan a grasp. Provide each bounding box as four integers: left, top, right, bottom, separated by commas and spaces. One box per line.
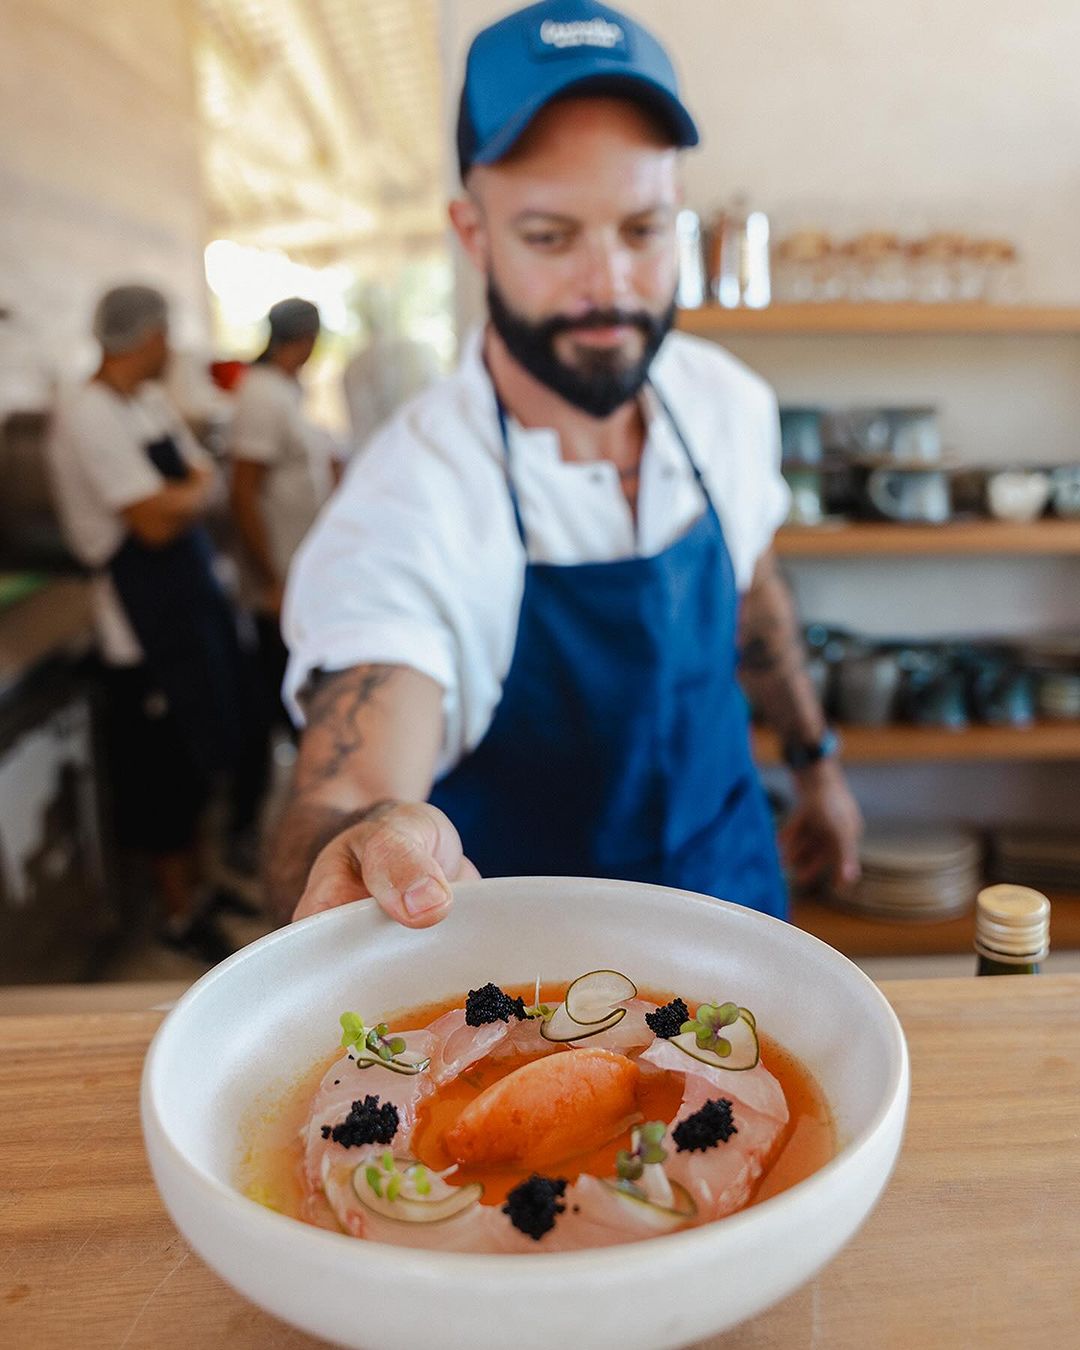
228, 297, 342, 725
268, 0, 863, 929
342, 286, 441, 449
48, 285, 257, 962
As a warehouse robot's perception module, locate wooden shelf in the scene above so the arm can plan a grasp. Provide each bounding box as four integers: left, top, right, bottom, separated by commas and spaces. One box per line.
753, 722, 1080, 765
677, 301, 1080, 337
793, 891, 1080, 957
775, 520, 1080, 557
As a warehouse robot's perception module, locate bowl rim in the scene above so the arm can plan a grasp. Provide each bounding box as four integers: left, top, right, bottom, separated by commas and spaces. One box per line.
142, 878, 910, 1276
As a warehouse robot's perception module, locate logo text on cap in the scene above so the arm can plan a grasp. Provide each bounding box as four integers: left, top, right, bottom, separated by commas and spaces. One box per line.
539, 18, 624, 50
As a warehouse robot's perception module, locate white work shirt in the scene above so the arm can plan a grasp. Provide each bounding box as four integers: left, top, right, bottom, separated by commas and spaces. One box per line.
284, 330, 789, 776
47, 380, 210, 666
229, 363, 338, 580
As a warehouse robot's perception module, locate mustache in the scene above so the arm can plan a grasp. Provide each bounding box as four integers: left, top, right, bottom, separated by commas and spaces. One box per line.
538, 309, 660, 340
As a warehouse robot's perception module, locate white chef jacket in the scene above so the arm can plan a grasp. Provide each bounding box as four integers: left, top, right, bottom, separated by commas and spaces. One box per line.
47, 380, 210, 666
283, 330, 789, 776
228, 363, 340, 581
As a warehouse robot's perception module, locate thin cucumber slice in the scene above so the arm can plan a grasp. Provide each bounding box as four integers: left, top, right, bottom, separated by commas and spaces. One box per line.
352, 1049, 431, 1076
670, 1011, 759, 1071
563, 969, 638, 1025
601, 1179, 697, 1232
352, 1165, 482, 1223
539, 1004, 627, 1043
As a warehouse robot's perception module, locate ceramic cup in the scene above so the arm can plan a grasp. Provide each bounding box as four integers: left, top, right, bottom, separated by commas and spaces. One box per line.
779, 408, 825, 465
986, 469, 1051, 523
844, 408, 941, 464
866, 468, 950, 524
1050, 465, 1080, 519
835, 650, 902, 726
785, 467, 825, 525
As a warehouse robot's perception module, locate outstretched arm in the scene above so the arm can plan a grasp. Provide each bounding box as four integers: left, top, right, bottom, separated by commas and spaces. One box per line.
265, 663, 477, 925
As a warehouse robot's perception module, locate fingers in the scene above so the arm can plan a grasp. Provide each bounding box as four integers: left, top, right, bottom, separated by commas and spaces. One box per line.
291, 803, 470, 927
293, 837, 368, 922
358, 803, 464, 928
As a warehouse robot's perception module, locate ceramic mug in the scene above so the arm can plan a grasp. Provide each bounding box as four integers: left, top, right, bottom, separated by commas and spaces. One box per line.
835, 650, 902, 726
785, 468, 825, 525
1051, 466, 1080, 520
887, 408, 942, 465
779, 408, 824, 465
986, 469, 1051, 523
866, 468, 950, 524
844, 407, 941, 464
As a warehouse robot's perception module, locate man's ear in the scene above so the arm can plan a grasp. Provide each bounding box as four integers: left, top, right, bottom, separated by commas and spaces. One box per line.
448, 192, 489, 275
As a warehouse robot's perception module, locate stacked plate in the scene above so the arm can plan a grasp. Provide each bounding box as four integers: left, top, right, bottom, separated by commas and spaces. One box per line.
993, 829, 1080, 894
832, 823, 982, 921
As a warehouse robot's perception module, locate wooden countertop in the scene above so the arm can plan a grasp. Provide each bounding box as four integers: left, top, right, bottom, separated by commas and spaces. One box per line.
2, 976, 1078, 1349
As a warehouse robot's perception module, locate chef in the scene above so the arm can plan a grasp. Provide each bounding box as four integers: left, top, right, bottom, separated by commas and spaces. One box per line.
229, 297, 341, 723
268, 0, 862, 927
49, 284, 257, 961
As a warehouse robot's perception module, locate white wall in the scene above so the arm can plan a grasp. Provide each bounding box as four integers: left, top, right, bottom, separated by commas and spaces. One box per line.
0, 0, 208, 409
440, 1, 1080, 830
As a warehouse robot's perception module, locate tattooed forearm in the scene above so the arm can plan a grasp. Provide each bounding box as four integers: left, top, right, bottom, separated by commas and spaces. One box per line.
738, 552, 825, 748
265, 662, 445, 919
299, 665, 394, 788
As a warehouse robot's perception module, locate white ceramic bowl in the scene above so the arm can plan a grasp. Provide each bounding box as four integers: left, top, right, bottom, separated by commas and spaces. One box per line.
142, 878, 909, 1350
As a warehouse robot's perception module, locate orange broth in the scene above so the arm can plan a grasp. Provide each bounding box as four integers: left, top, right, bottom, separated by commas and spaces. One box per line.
238, 983, 836, 1231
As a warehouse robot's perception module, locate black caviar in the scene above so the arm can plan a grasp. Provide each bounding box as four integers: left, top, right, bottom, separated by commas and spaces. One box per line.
672, 1098, 737, 1153
321, 1094, 399, 1148
465, 982, 527, 1026
502, 1175, 568, 1240
645, 997, 690, 1039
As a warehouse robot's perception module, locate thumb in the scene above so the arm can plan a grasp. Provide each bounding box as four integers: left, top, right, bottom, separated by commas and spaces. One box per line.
357, 803, 466, 928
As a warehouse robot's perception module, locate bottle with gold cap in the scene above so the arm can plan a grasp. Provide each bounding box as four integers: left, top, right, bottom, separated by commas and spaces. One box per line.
974, 885, 1051, 976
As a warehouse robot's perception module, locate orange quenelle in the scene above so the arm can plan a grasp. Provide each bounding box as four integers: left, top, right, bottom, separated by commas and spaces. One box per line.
445, 1047, 640, 1170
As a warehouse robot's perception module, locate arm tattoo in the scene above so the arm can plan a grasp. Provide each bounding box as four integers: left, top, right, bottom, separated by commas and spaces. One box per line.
737, 557, 823, 746
299, 665, 394, 787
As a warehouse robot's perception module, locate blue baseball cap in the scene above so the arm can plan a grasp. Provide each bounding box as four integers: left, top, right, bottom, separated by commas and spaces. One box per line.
456, 0, 700, 178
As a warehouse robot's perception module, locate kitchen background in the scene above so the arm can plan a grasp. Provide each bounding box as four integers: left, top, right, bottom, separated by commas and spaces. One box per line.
2, 0, 1079, 984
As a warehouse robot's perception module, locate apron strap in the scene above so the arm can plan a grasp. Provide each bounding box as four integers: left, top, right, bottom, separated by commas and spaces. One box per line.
492, 378, 717, 553
493, 398, 530, 548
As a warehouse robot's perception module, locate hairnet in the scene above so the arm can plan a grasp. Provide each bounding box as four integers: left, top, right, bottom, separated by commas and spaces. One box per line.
92, 285, 168, 355
267, 297, 321, 344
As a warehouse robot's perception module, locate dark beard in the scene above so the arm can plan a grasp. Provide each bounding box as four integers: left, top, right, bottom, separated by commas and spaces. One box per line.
486, 279, 676, 419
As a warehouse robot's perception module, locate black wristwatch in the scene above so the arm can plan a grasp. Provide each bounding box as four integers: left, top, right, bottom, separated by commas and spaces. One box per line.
782, 728, 840, 771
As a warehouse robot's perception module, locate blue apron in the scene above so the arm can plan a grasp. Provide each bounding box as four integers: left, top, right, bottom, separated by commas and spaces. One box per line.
107, 434, 252, 777
429, 388, 787, 918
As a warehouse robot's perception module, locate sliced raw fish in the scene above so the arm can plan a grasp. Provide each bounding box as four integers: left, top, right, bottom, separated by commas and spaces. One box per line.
321, 1155, 499, 1252
425, 1008, 513, 1084
640, 1036, 789, 1123
304, 1031, 438, 1184
659, 1069, 786, 1221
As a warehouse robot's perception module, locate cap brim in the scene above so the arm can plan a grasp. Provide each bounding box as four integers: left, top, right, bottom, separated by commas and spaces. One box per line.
469, 69, 700, 169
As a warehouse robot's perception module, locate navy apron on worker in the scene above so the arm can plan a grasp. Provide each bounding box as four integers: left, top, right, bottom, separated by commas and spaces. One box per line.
107, 434, 250, 778
430, 387, 787, 918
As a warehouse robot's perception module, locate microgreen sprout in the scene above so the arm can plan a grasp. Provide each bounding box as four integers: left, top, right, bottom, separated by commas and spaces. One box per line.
616, 1121, 668, 1184
339, 1012, 411, 1066
364, 1153, 435, 1204
680, 1002, 743, 1059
